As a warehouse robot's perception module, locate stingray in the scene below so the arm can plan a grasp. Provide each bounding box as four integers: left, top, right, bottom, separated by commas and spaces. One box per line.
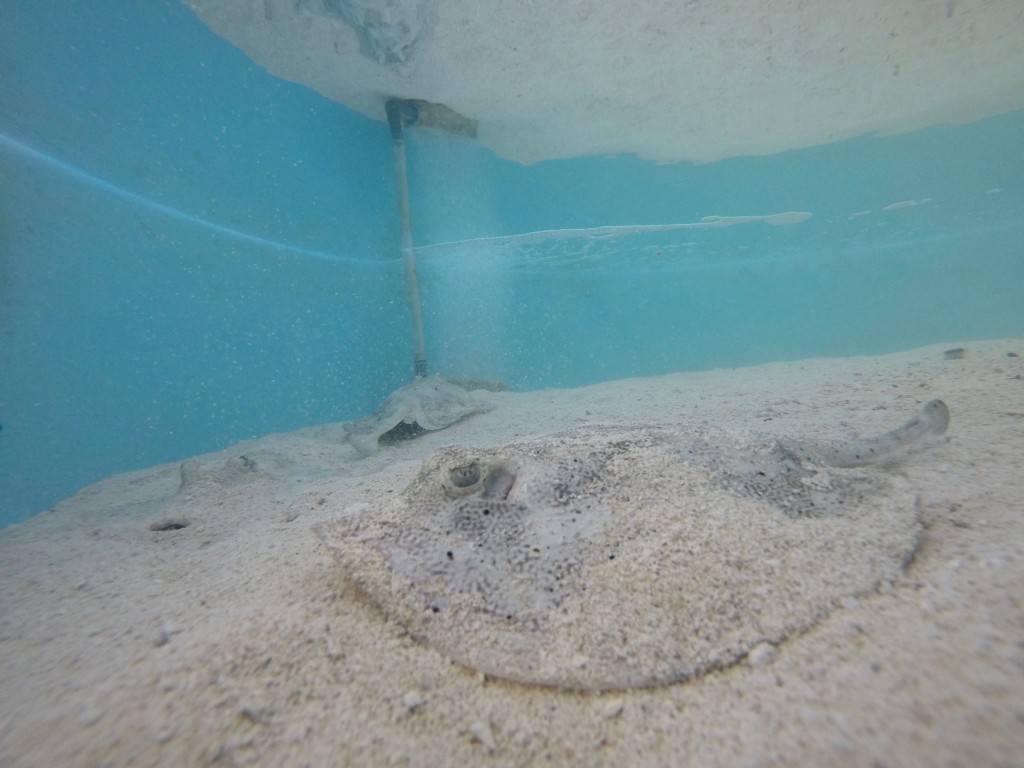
345, 374, 502, 457
318, 399, 949, 690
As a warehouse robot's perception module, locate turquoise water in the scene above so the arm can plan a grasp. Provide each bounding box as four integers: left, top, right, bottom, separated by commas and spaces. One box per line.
1, 0, 1022, 525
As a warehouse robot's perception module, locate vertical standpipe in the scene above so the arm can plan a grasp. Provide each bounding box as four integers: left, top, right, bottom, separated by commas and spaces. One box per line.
385, 99, 428, 379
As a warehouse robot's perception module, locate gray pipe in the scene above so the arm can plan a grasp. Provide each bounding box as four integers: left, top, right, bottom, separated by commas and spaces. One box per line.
385, 98, 428, 378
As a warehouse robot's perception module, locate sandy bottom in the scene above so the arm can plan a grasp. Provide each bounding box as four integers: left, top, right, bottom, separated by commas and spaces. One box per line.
2, 340, 1023, 767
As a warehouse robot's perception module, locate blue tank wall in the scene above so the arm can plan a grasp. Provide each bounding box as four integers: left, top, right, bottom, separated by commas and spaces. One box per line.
2, 1, 1022, 525
0, 0, 410, 525
405, 114, 1024, 387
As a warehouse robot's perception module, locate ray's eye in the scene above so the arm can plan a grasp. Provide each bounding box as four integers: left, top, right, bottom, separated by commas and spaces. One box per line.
448, 462, 482, 488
